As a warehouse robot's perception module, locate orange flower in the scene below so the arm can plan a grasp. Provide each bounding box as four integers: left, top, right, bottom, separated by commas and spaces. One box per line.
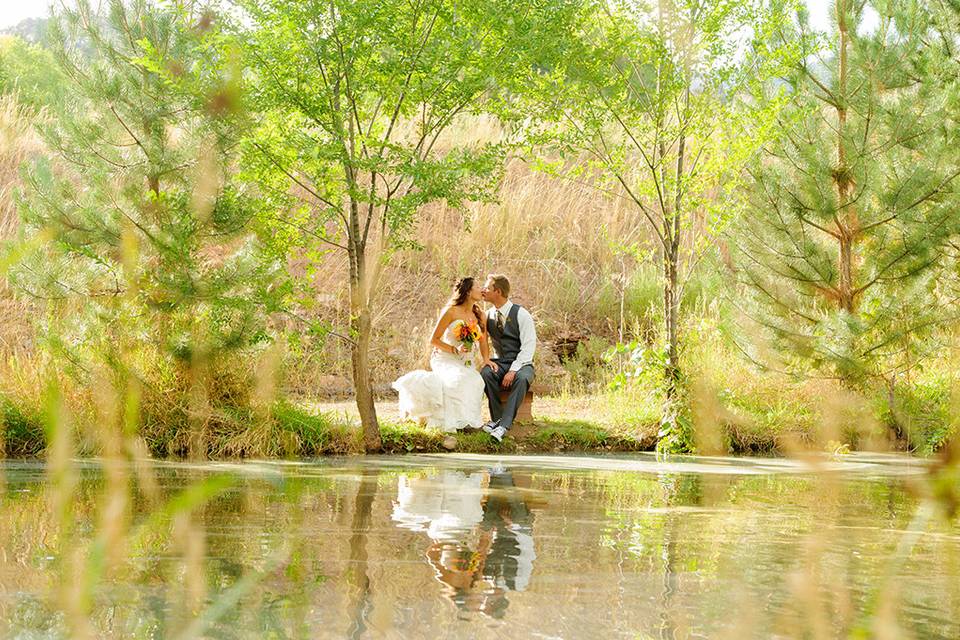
454, 320, 481, 346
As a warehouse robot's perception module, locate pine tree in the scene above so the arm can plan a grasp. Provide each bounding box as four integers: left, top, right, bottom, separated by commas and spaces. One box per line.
735, 0, 960, 388
12, 0, 279, 453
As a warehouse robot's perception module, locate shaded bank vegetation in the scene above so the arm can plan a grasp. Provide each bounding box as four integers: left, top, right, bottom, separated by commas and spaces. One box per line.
0, 0, 958, 457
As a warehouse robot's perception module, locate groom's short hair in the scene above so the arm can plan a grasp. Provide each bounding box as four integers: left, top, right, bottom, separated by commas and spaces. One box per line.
487, 274, 510, 297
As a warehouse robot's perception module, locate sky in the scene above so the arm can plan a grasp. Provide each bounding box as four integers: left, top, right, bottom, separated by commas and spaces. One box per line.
0, 0, 54, 30
1, 0, 841, 31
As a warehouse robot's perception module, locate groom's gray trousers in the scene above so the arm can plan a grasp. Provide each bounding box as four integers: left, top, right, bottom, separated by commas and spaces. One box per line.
481, 359, 534, 431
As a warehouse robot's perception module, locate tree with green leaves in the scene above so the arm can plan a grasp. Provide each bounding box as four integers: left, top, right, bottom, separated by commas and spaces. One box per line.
0, 35, 68, 111
734, 0, 960, 398
525, 0, 797, 451
12, 0, 279, 454
234, 0, 577, 451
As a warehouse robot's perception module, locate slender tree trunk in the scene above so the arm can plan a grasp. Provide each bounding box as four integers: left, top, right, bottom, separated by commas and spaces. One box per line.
349, 297, 380, 453
666, 117, 686, 397
885, 373, 906, 442
655, 0, 683, 402
663, 249, 680, 397
835, 0, 858, 313
347, 202, 381, 453
838, 228, 855, 312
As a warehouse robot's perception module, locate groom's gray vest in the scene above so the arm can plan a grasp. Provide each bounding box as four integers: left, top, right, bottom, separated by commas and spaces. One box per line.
487, 304, 523, 365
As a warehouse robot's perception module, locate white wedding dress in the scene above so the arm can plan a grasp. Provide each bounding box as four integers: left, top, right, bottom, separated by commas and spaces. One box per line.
392, 321, 484, 432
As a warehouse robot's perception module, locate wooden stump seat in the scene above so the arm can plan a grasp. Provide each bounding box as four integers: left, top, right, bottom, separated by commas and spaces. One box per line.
498, 389, 534, 423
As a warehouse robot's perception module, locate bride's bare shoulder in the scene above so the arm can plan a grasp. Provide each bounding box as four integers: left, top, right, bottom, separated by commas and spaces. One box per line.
436, 305, 457, 323
450, 304, 475, 322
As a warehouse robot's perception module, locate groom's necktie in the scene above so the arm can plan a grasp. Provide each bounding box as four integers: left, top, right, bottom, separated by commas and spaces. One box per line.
496, 310, 504, 332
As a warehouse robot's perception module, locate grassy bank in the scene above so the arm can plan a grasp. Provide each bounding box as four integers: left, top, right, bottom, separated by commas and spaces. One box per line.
0, 393, 659, 458
0, 304, 954, 459
3, 377, 955, 459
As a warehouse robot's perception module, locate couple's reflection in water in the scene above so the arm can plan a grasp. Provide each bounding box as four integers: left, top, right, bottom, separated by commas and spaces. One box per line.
392, 465, 536, 619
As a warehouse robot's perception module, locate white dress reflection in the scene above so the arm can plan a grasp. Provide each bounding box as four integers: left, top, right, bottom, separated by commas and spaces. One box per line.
393, 470, 487, 542
391, 467, 536, 619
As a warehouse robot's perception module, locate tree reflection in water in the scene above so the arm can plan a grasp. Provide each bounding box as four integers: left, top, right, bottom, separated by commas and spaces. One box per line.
346, 470, 379, 638
657, 473, 702, 640
392, 465, 536, 619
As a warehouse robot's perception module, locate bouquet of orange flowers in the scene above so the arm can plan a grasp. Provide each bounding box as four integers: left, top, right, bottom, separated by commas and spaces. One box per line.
453, 320, 482, 348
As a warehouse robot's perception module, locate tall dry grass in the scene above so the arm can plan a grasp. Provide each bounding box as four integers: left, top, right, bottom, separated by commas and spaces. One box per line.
0, 95, 39, 351
0, 95, 36, 236
287, 151, 661, 396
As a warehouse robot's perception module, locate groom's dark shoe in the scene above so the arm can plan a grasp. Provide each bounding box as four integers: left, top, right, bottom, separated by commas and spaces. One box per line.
481, 420, 499, 434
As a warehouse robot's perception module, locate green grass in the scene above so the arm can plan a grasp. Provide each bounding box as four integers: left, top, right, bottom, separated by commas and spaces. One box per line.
272, 401, 358, 455
875, 372, 960, 455
598, 387, 662, 440
0, 387, 660, 459
377, 417, 657, 455
522, 418, 654, 451
377, 420, 446, 453
716, 388, 819, 454
137, 400, 361, 458
0, 375, 954, 459
0, 394, 44, 456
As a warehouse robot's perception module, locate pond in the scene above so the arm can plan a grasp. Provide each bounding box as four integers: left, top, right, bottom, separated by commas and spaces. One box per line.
0, 453, 957, 639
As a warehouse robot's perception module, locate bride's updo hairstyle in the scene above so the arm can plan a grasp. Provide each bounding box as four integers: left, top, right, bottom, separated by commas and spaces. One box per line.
448, 277, 485, 327
449, 277, 475, 307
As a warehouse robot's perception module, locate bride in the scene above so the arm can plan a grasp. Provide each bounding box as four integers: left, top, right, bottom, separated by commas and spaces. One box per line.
392, 277, 492, 432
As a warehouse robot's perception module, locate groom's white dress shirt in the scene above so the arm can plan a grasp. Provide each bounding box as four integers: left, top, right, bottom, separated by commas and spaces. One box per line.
493, 300, 537, 373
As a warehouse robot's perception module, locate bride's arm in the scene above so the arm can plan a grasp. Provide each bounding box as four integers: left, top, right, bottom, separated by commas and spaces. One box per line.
479, 330, 498, 372
429, 308, 461, 355
479, 332, 491, 363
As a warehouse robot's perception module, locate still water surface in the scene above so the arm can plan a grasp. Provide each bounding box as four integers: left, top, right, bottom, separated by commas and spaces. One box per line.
0, 453, 958, 639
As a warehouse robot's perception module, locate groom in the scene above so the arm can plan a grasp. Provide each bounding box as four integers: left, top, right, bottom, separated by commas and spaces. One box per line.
480, 274, 537, 442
